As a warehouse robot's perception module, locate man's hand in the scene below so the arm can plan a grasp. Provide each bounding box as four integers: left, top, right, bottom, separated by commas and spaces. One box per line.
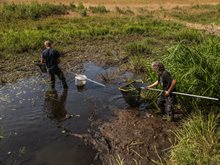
165, 91, 170, 96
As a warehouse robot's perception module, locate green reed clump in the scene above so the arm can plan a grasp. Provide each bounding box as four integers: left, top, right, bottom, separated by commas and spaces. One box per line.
123, 25, 146, 34
89, 5, 109, 14
170, 112, 220, 165
0, 2, 68, 21
125, 40, 151, 56
128, 55, 149, 74
163, 39, 220, 99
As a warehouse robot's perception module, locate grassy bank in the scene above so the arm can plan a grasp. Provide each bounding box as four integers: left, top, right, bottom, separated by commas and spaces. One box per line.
0, 2, 220, 165
170, 112, 220, 165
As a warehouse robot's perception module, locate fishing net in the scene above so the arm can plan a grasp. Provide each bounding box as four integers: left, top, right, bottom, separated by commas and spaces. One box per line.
35, 60, 47, 73
118, 81, 144, 107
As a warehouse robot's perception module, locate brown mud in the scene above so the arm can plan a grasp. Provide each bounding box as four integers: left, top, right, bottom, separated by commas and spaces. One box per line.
70, 109, 178, 165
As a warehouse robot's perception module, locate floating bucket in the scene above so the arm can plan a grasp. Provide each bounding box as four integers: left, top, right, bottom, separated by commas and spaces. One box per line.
75, 74, 87, 86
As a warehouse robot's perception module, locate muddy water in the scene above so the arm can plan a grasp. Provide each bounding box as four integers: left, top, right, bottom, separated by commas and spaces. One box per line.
0, 62, 133, 165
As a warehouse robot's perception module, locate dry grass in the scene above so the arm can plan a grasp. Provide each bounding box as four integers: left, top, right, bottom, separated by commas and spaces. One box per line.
3, 0, 219, 12
4, 0, 220, 5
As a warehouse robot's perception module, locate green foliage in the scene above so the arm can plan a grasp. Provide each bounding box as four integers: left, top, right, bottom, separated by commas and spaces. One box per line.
0, 29, 54, 53
0, 16, 186, 54
163, 39, 220, 99
89, 5, 109, 14
123, 25, 146, 34
125, 40, 151, 56
174, 29, 204, 43
170, 112, 220, 165
129, 55, 149, 73
0, 2, 68, 21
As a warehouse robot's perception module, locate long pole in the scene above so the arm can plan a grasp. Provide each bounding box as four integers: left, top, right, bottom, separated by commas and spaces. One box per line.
147, 88, 219, 101
85, 78, 105, 87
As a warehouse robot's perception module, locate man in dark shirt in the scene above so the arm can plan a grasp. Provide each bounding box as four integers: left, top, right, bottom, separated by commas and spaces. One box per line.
146, 61, 176, 121
41, 41, 68, 89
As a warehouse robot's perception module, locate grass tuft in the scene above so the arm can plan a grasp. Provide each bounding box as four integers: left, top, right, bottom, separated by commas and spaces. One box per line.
170, 112, 220, 165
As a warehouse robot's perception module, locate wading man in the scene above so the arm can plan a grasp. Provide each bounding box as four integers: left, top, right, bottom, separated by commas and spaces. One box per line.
41, 40, 68, 90
145, 61, 176, 121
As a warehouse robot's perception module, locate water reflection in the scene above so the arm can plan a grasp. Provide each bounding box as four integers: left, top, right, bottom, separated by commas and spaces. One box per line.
44, 89, 71, 122
76, 85, 87, 92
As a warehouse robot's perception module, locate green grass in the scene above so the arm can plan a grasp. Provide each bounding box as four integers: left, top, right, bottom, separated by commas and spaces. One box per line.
170, 112, 220, 165
163, 39, 220, 100
0, 2, 69, 21
0, 14, 187, 54
170, 4, 220, 25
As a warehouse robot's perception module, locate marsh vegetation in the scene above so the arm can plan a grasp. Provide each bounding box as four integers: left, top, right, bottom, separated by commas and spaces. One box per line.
0, 1, 219, 165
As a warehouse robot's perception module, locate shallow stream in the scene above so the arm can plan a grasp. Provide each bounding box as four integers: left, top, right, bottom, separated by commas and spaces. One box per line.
0, 62, 133, 165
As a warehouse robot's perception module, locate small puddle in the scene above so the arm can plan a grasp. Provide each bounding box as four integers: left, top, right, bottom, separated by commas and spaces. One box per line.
0, 62, 133, 165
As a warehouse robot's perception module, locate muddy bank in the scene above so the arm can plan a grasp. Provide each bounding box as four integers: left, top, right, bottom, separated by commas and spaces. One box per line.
73, 109, 178, 165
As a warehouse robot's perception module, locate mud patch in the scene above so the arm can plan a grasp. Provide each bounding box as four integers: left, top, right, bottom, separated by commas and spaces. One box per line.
89, 110, 178, 164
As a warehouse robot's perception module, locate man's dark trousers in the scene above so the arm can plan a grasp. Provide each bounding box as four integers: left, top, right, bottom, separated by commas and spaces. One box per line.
48, 67, 68, 89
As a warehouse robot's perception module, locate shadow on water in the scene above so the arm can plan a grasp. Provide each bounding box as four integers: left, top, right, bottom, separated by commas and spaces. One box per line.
0, 62, 133, 165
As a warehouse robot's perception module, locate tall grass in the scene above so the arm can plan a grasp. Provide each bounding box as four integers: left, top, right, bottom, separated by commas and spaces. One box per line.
125, 40, 152, 56
0, 16, 187, 54
0, 2, 68, 21
163, 39, 220, 99
170, 112, 220, 165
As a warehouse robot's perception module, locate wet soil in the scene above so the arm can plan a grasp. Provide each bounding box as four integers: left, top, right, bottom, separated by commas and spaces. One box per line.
83, 109, 178, 165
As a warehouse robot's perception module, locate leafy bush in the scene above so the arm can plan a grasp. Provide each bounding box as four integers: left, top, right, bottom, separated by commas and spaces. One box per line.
170, 112, 220, 165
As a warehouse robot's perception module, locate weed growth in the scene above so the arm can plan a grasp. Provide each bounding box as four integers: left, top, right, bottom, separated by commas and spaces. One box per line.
170, 112, 220, 165
163, 39, 220, 100
0, 2, 68, 21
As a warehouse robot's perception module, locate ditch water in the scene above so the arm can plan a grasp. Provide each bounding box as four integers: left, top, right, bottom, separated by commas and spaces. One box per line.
0, 62, 133, 165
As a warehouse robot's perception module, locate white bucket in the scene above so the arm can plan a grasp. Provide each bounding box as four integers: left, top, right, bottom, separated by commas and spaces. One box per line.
75, 74, 87, 86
